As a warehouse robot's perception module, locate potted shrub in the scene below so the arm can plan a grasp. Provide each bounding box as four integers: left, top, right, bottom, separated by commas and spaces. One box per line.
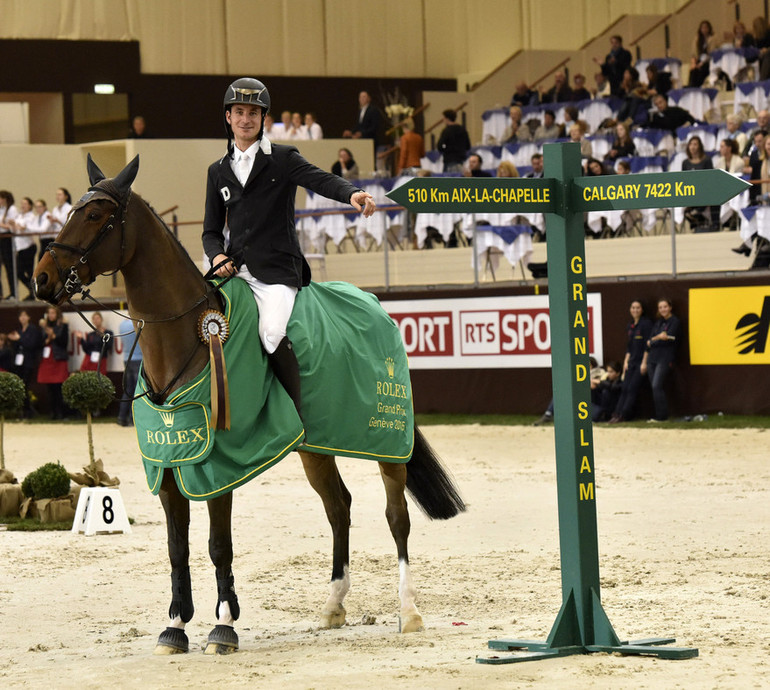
0, 371, 26, 516
20, 461, 75, 523
62, 372, 119, 487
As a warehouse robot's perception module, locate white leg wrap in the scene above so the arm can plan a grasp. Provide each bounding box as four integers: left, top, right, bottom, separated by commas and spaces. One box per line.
168, 615, 185, 630
399, 559, 424, 633
217, 600, 235, 626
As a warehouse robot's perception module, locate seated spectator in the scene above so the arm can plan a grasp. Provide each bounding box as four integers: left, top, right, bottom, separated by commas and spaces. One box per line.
648, 93, 695, 132
287, 111, 308, 140
396, 119, 425, 174
594, 35, 632, 95
682, 136, 718, 231
744, 128, 767, 204
729, 20, 755, 48
501, 105, 532, 144
534, 356, 605, 425
742, 109, 769, 156
511, 81, 539, 107
571, 73, 591, 101
592, 71, 612, 99
541, 70, 573, 103
593, 361, 623, 422
723, 113, 747, 153
688, 20, 716, 88
525, 153, 544, 178
563, 106, 589, 135
304, 112, 323, 140
569, 124, 593, 158
331, 148, 359, 180
645, 64, 673, 98
616, 159, 632, 174
496, 161, 519, 178
615, 68, 653, 127
714, 138, 744, 173
437, 109, 471, 173
533, 110, 562, 141
753, 16, 770, 80
465, 153, 492, 177
585, 158, 605, 176
604, 122, 637, 169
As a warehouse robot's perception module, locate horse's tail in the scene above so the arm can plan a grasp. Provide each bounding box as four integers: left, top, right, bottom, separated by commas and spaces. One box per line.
405, 425, 466, 520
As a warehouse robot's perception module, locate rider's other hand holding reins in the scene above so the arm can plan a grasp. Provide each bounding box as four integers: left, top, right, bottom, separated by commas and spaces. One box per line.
213, 253, 236, 277
350, 191, 376, 218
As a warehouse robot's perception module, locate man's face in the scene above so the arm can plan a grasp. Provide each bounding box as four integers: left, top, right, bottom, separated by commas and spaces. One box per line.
554, 72, 565, 87
532, 156, 543, 173
468, 155, 482, 171
610, 37, 621, 51
359, 91, 371, 108
758, 110, 769, 128
654, 96, 667, 111
544, 113, 554, 126
227, 104, 263, 148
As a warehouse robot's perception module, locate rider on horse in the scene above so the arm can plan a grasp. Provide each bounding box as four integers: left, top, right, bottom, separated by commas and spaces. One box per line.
202, 78, 376, 416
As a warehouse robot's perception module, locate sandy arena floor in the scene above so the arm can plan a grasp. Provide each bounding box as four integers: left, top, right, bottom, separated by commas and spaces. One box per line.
0, 422, 768, 689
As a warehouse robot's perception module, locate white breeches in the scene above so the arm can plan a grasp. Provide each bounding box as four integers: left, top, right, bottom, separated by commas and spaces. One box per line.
237, 266, 297, 354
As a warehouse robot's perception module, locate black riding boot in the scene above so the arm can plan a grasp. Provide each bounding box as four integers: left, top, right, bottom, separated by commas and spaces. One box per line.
268, 336, 302, 417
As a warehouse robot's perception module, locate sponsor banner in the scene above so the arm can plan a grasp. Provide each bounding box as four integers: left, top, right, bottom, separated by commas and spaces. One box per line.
690, 286, 770, 364
380, 294, 603, 369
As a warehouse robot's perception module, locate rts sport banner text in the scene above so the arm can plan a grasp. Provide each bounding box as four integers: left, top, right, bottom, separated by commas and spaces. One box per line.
380, 294, 603, 369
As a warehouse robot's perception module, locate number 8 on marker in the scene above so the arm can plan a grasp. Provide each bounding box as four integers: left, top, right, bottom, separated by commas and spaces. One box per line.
102, 495, 114, 524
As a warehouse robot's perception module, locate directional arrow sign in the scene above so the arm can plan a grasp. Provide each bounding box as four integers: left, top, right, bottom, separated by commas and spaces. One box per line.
571, 168, 751, 211
387, 176, 556, 213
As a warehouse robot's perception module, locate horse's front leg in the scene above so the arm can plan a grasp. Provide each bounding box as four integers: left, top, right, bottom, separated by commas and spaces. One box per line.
154, 470, 194, 654
379, 461, 424, 633
204, 490, 240, 654
299, 451, 351, 629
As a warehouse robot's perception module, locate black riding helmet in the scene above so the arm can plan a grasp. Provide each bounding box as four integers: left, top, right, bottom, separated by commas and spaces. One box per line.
223, 77, 271, 157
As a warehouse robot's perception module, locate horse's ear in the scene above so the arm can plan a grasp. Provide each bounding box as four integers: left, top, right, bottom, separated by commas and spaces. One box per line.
112, 155, 140, 199
87, 154, 106, 186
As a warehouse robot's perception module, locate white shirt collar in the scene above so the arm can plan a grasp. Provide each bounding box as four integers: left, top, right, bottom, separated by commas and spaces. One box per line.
234, 136, 271, 160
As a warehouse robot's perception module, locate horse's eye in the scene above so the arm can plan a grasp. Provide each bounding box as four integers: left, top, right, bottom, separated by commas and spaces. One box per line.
87, 211, 100, 221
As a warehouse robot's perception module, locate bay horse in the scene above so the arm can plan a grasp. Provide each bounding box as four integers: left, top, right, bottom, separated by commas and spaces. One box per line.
32, 155, 465, 655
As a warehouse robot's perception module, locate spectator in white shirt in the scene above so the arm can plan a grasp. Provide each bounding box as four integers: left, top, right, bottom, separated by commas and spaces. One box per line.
0, 190, 19, 299
10, 197, 37, 300
45, 187, 70, 257
287, 111, 308, 140
304, 112, 323, 140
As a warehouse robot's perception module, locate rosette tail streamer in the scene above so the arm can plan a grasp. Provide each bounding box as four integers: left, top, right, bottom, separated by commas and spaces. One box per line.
209, 333, 230, 430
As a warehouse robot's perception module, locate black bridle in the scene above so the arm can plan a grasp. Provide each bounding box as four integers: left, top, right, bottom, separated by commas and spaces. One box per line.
43, 183, 237, 405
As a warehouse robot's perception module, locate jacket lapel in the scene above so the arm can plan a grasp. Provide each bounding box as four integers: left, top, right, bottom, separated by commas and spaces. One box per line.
245, 149, 268, 187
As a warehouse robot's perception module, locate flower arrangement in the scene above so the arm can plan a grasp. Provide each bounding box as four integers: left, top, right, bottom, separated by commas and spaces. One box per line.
382, 87, 414, 123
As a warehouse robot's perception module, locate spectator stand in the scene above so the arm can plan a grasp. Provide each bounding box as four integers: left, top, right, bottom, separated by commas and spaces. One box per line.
472, 224, 534, 281
631, 129, 675, 157
733, 79, 770, 117
675, 123, 719, 152
709, 46, 759, 86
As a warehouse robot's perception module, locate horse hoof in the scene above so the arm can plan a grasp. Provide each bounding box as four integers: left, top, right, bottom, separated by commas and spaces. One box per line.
320, 604, 346, 629
204, 624, 238, 655
154, 627, 189, 654
399, 613, 424, 633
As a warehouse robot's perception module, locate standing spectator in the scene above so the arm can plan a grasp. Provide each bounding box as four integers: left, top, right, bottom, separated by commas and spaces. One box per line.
533, 110, 562, 141
0, 191, 19, 300
331, 148, 360, 180
263, 113, 277, 137
0, 333, 14, 371
37, 306, 69, 420
541, 70, 573, 103
117, 318, 142, 427
396, 119, 425, 174
525, 153, 544, 178
436, 109, 471, 173
287, 112, 308, 140
10, 197, 37, 300
644, 298, 681, 422
128, 115, 150, 138
45, 187, 72, 255
594, 35, 632, 95
511, 81, 539, 107
343, 90, 383, 150
73, 312, 113, 375
304, 112, 323, 140
7, 309, 43, 418
571, 73, 591, 101
465, 153, 491, 177
682, 136, 718, 231
271, 110, 292, 139
688, 20, 716, 88
609, 300, 652, 423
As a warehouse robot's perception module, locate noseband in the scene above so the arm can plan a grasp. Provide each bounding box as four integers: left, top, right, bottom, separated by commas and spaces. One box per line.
46, 186, 128, 302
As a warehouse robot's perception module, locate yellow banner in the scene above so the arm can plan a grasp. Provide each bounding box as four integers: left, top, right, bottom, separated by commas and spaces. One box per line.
689, 287, 770, 364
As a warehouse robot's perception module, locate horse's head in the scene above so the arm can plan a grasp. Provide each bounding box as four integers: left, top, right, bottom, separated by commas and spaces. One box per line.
32, 154, 139, 305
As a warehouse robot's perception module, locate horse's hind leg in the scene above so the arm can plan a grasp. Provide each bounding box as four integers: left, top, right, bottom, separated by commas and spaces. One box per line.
154, 470, 194, 655
204, 490, 240, 654
299, 450, 351, 629
379, 461, 424, 633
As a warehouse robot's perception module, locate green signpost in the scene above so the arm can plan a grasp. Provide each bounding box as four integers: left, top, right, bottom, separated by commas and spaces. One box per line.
387, 143, 750, 665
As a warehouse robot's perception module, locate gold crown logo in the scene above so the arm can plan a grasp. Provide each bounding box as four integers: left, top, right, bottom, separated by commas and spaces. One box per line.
159, 411, 175, 428
385, 356, 395, 379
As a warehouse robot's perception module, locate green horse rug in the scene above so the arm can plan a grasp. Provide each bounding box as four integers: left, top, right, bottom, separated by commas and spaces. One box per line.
133, 279, 414, 500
